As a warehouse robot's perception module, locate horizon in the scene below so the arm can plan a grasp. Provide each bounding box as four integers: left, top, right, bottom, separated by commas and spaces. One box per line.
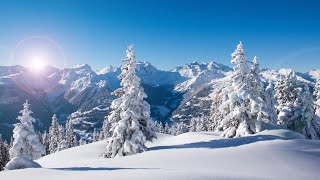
0, 0, 319, 72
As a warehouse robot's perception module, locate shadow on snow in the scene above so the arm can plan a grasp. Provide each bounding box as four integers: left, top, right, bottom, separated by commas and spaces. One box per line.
51, 167, 159, 171
149, 135, 284, 151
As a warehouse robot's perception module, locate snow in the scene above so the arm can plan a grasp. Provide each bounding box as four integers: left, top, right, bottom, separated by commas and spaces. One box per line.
1, 130, 320, 179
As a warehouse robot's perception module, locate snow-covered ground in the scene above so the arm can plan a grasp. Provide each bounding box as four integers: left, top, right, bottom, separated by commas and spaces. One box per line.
1, 130, 320, 180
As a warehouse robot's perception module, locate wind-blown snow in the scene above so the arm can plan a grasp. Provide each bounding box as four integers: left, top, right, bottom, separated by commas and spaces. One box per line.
1, 130, 319, 179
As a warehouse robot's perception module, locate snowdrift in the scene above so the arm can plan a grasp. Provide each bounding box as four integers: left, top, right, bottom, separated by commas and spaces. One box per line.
1, 130, 320, 180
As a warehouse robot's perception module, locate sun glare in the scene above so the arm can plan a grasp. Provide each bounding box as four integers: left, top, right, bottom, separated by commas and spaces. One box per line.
29, 55, 46, 71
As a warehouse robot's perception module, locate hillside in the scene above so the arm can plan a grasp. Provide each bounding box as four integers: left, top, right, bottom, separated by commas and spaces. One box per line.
1, 130, 320, 180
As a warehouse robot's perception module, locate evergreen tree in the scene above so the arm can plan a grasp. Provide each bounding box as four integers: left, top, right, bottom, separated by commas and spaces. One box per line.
175, 122, 188, 135
65, 120, 74, 148
196, 116, 208, 132
217, 42, 256, 138
57, 125, 67, 151
0, 136, 10, 171
299, 84, 318, 139
275, 72, 301, 128
264, 81, 278, 125
42, 131, 50, 155
314, 78, 320, 128
101, 118, 111, 140
188, 117, 197, 132
72, 134, 78, 147
93, 128, 99, 142
49, 114, 60, 153
164, 122, 170, 134
79, 138, 87, 146
248, 56, 272, 132
5, 100, 45, 170
105, 46, 156, 158
155, 121, 164, 133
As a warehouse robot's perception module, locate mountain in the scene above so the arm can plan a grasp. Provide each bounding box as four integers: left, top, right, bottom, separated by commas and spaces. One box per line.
1, 130, 320, 179
0, 61, 318, 141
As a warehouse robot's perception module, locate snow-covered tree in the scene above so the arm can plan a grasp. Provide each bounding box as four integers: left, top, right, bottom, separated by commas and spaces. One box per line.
5, 100, 45, 170
65, 120, 74, 148
93, 128, 99, 142
105, 45, 156, 158
164, 122, 170, 134
175, 122, 188, 135
314, 78, 320, 128
217, 42, 256, 138
188, 117, 197, 132
0, 136, 10, 171
155, 121, 164, 133
168, 124, 177, 135
48, 114, 60, 154
72, 134, 78, 147
79, 138, 87, 146
42, 131, 50, 155
196, 116, 208, 132
275, 72, 301, 127
264, 81, 278, 125
299, 84, 318, 139
247, 56, 273, 132
101, 118, 112, 140
57, 125, 67, 151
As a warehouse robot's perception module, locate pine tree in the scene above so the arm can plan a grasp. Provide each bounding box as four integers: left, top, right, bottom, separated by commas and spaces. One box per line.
101, 118, 111, 140
196, 116, 208, 132
0, 136, 10, 171
248, 56, 272, 132
314, 78, 320, 129
175, 122, 188, 135
93, 128, 99, 142
264, 81, 278, 125
105, 46, 156, 158
164, 122, 170, 134
57, 125, 67, 151
72, 134, 78, 147
79, 138, 87, 146
5, 100, 45, 170
42, 131, 50, 155
155, 121, 164, 133
217, 42, 256, 138
65, 120, 74, 148
49, 114, 60, 153
275, 71, 302, 129
189, 117, 197, 132
300, 84, 318, 139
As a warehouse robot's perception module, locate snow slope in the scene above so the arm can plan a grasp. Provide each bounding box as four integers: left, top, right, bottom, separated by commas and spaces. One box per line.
1, 130, 319, 180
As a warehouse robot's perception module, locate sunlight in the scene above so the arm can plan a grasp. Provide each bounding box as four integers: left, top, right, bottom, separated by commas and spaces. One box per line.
29, 54, 46, 71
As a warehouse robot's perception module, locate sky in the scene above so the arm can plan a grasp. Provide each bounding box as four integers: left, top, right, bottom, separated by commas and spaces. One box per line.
0, 0, 319, 72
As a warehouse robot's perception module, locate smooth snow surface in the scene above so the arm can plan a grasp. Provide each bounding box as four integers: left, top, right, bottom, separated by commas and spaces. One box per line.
1, 130, 320, 179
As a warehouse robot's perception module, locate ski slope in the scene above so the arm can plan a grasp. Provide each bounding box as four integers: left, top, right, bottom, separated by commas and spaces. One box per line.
1, 130, 320, 180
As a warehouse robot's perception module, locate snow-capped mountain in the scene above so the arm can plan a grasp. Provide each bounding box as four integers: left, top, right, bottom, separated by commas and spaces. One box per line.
0, 61, 318, 141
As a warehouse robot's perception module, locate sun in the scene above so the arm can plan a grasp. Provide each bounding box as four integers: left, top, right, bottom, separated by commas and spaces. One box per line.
29, 55, 47, 71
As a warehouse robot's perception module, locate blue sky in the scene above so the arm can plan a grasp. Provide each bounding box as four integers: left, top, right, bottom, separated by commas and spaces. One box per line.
0, 0, 319, 72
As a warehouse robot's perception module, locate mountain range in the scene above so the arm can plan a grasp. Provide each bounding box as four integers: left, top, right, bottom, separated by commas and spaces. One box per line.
0, 61, 319, 141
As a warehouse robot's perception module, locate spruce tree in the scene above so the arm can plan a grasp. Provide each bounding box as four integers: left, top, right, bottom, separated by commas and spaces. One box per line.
93, 128, 99, 142
5, 100, 45, 170
264, 81, 278, 125
0, 136, 10, 171
189, 117, 197, 132
49, 114, 60, 153
65, 120, 74, 148
299, 84, 318, 139
57, 125, 67, 151
314, 78, 320, 128
105, 45, 156, 158
217, 42, 256, 138
42, 131, 50, 155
